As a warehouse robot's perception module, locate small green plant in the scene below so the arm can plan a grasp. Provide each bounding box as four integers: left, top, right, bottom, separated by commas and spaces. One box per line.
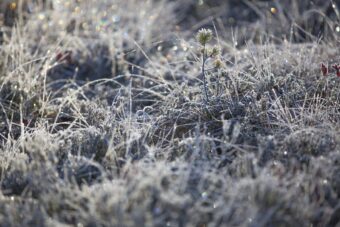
196, 28, 222, 103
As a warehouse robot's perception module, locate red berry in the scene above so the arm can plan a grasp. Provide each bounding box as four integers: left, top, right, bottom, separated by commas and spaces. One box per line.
23, 119, 28, 126
321, 63, 328, 76
55, 51, 73, 64
56, 52, 63, 62
64, 51, 73, 64
332, 64, 340, 77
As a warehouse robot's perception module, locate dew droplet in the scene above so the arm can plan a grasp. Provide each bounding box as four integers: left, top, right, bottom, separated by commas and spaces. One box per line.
270, 7, 277, 14
38, 14, 45, 20
9, 2, 17, 10
336, 26, 340, 33
112, 15, 120, 23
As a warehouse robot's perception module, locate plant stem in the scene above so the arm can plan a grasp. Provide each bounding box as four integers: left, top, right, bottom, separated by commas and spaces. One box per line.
202, 44, 209, 103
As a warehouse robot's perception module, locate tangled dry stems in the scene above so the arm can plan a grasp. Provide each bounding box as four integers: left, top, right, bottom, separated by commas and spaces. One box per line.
0, 0, 339, 226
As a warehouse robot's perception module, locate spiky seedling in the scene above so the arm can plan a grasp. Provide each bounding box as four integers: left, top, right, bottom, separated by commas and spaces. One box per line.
196, 28, 213, 46
197, 29, 212, 103
213, 58, 223, 69
196, 28, 222, 103
208, 45, 220, 58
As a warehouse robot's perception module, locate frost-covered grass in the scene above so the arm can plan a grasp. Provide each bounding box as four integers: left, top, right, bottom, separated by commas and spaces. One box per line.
0, 0, 339, 226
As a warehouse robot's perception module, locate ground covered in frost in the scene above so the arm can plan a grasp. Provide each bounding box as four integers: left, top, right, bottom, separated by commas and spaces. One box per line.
0, 0, 339, 226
